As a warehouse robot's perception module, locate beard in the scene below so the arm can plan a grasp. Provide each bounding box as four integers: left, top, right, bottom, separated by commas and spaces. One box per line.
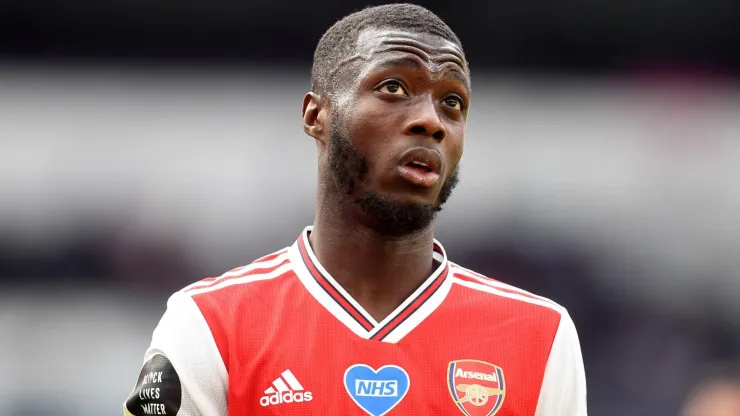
327, 122, 460, 237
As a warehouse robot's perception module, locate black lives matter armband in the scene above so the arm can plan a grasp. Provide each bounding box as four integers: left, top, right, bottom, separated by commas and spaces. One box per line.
124, 354, 182, 416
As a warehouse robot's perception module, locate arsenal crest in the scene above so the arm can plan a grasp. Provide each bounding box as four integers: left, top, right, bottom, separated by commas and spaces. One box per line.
447, 360, 506, 416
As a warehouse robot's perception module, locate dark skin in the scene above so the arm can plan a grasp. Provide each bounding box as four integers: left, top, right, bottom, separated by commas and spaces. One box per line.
301, 28, 470, 322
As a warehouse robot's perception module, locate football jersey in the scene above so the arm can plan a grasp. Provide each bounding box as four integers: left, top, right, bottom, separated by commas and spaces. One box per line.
124, 226, 587, 416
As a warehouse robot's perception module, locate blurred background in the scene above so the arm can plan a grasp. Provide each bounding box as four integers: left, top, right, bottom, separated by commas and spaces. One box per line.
1, 1, 739, 415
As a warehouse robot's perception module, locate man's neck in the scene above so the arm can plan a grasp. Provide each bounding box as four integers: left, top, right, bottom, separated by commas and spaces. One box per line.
309, 210, 437, 323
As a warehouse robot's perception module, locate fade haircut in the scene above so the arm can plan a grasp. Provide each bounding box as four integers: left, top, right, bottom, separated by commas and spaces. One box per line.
311, 3, 465, 97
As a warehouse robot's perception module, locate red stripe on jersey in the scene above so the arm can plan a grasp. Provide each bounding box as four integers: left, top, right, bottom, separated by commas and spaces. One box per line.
185, 257, 290, 293
371, 263, 449, 341
297, 235, 375, 331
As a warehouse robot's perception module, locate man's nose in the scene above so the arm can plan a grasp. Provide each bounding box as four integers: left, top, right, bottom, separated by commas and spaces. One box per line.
403, 94, 446, 141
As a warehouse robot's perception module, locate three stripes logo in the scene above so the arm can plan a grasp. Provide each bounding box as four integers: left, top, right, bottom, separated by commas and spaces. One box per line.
259, 369, 313, 407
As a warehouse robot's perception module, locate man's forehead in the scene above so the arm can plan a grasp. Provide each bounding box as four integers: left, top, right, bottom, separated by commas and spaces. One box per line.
355, 28, 466, 65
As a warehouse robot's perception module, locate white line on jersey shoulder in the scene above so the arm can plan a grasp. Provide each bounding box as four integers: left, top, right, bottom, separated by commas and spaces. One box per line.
451, 276, 566, 315
181, 249, 290, 293
185, 263, 293, 296
252, 248, 291, 264
450, 263, 562, 309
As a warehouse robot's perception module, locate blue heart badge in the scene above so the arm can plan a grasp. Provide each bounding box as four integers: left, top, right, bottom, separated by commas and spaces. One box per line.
344, 364, 410, 416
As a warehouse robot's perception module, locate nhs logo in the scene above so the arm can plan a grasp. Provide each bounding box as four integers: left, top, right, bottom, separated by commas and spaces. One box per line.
344, 364, 410, 416
355, 379, 398, 397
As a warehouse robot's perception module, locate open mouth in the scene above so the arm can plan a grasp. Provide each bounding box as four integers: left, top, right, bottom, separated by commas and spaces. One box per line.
397, 148, 442, 187
404, 160, 434, 173
399, 147, 442, 175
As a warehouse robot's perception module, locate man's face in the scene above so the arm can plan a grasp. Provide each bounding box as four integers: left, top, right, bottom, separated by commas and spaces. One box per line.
326, 28, 469, 236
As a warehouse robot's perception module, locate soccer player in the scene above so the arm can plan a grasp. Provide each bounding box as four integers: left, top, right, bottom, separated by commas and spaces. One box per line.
123, 3, 587, 416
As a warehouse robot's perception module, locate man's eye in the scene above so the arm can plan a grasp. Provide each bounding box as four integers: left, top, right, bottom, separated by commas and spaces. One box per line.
378, 81, 408, 96
444, 96, 463, 110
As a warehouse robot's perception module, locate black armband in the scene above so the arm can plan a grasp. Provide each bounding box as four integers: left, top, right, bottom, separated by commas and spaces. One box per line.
124, 354, 182, 416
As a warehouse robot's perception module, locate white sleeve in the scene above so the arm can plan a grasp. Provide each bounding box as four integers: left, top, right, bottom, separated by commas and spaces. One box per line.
123, 291, 228, 416
534, 310, 588, 416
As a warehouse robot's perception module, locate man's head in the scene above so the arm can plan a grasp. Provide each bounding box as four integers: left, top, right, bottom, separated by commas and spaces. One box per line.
302, 3, 469, 237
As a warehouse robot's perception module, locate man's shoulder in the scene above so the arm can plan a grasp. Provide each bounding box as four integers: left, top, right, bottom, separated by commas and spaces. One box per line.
151, 247, 297, 372
447, 261, 567, 317
179, 246, 295, 302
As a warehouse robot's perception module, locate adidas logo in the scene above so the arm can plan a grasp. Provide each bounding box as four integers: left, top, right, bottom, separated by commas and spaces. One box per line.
259, 370, 313, 407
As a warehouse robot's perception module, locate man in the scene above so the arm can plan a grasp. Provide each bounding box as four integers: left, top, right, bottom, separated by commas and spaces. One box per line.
124, 4, 587, 416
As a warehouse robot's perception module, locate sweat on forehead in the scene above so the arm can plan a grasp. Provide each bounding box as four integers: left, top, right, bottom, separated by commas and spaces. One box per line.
310, 3, 465, 96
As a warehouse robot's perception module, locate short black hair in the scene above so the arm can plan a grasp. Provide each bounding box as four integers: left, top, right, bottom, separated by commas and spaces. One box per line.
311, 3, 465, 97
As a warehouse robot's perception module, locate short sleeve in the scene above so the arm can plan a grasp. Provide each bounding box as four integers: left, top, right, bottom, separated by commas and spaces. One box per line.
123, 291, 228, 416
534, 310, 588, 416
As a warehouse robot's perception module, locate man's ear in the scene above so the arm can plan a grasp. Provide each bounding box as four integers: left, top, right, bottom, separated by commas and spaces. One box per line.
302, 92, 329, 145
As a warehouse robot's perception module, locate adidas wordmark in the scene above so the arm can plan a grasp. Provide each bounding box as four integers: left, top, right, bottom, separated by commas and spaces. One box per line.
259, 370, 313, 407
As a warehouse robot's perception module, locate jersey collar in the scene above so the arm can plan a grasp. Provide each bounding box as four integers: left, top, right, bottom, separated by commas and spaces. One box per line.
289, 225, 452, 343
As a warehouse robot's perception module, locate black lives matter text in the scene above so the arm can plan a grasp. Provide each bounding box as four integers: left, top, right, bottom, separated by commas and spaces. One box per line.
125, 355, 182, 416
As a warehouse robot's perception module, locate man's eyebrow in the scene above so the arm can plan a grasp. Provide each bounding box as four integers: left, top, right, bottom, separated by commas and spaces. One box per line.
444, 67, 470, 90
370, 56, 470, 90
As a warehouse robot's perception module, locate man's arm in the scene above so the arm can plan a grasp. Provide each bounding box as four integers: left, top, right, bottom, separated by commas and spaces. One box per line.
535, 310, 588, 416
123, 291, 228, 416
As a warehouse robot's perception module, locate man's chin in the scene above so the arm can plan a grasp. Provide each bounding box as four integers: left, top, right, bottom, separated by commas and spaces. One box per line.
353, 191, 441, 237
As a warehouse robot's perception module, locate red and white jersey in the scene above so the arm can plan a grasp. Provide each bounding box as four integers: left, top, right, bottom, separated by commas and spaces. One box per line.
124, 226, 587, 416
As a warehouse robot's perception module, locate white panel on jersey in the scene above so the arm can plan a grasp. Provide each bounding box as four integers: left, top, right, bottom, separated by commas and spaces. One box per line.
124, 292, 228, 416
534, 311, 588, 416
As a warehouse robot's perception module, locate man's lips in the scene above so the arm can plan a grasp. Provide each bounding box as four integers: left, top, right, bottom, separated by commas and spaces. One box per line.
398, 147, 443, 187
399, 147, 442, 174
